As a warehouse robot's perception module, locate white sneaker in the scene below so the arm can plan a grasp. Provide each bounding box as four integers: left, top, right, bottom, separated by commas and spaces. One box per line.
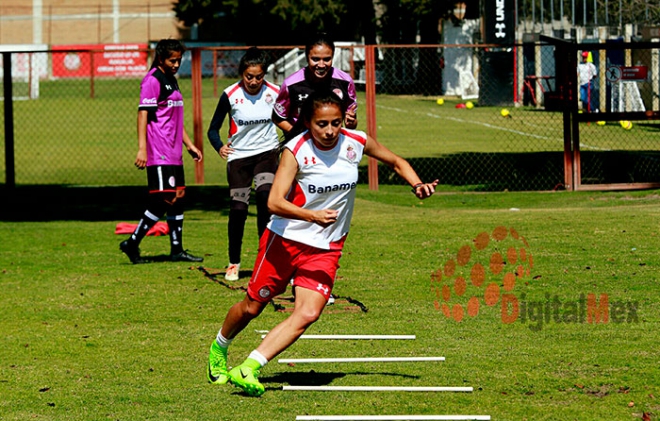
326, 294, 335, 306
225, 263, 240, 281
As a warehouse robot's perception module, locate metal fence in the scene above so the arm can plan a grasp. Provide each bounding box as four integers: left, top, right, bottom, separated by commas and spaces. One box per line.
544, 38, 660, 191
1, 41, 658, 191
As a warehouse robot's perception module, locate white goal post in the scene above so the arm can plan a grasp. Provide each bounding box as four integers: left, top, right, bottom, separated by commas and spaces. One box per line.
0, 45, 48, 100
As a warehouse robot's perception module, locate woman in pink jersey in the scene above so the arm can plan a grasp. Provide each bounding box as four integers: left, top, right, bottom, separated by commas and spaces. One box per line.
119, 39, 204, 264
207, 90, 438, 396
272, 32, 358, 141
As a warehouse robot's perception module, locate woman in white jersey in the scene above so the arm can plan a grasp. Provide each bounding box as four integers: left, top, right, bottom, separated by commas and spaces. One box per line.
207, 47, 280, 281
206, 90, 438, 396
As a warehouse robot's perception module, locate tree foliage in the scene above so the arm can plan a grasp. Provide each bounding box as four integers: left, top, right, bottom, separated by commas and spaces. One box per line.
605, 0, 660, 25
172, 0, 658, 45
171, 0, 456, 44
172, 0, 382, 45
171, 0, 216, 27
518, 0, 660, 26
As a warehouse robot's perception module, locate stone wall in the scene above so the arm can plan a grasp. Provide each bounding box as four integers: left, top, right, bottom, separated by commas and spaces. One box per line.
0, 1, 180, 46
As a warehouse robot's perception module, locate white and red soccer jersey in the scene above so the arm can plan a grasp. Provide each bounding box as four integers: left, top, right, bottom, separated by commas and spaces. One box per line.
138, 67, 185, 167
268, 128, 367, 250
208, 80, 280, 162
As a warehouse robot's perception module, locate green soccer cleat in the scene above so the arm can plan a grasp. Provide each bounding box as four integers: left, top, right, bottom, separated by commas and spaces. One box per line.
228, 364, 265, 396
207, 342, 229, 385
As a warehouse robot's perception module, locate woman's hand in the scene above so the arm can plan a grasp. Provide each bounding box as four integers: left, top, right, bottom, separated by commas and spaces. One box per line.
219, 142, 234, 160
188, 145, 203, 162
310, 209, 339, 228
344, 103, 357, 129
412, 179, 439, 199
134, 149, 147, 169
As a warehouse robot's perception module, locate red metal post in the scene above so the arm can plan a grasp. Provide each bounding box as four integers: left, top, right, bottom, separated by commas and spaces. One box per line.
513, 45, 518, 104
89, 51, 95, 99
571, 110, 581, 190
190, 48, 205, 184
562, 111, 573, 190
28, 53, 33, 99
365, 45, 379, 191
213, 49, 218, 98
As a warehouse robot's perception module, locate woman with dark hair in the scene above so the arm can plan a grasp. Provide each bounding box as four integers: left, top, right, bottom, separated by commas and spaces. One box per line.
119, 39, 203, 264
207, 47, 281, 281
272, 32, 358, 141
272, 32, 359, 304
207, 90, 438, 396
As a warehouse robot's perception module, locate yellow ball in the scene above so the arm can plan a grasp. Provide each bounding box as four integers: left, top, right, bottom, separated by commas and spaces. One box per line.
620, 120, 633, 130
596, 121, 606, 126
466, 101, 474, 109
436, 98, 444, 105
500, 108, 510, 117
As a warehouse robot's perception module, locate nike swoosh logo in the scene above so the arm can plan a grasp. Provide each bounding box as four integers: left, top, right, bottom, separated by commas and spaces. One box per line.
208, 364, 219, 382
240, 369, 249, 379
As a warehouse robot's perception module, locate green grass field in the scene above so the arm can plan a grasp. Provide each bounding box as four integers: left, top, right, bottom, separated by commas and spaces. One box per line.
3, 77, 657, 189
1, 186, 659, 420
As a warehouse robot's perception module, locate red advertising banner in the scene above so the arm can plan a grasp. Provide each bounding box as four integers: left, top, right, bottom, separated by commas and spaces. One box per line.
621, 66, 648, 81
52, 44, 148, 78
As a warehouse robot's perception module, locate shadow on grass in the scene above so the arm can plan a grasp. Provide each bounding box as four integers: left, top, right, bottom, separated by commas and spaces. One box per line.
117, 255, 213, 265
227, 370, 420, 396
4, 149, 660, 221
196, 266, 253, 291
0, 185, 231, 222
264, 370, 418, 386
265, 371, 347, 386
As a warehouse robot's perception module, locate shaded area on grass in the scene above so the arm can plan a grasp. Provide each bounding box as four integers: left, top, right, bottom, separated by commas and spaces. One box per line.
0, 185, 231, 221
196, 266, 370, 313
359, 151, 660, 192
4, 148, 660, 222
263, 370, 418, 387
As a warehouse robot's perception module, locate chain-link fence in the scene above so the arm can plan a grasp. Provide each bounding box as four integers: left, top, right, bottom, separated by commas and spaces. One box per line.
361, 44, 567, 191
1, 42, 658, 191
556, 40, 660, 191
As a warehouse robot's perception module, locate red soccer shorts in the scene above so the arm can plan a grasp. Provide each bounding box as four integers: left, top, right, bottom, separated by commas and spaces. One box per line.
247, 229, 345, 303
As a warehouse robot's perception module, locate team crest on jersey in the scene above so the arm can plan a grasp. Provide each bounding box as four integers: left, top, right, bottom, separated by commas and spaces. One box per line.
333, 88, 344, 100
168, 176, 176, 187
346, 146, 357, 162
274, 103, 286, 114
265, 93, 274, 104
258, 287, 271, 299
